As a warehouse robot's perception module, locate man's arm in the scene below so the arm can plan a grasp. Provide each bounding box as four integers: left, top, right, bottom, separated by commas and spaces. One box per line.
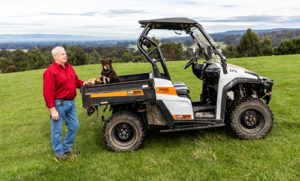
43, 70, 59, 120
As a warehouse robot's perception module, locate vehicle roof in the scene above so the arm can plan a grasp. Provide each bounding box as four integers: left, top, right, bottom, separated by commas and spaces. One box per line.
139, 18, 200, 30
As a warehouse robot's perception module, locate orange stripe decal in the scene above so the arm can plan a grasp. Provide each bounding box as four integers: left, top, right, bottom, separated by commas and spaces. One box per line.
90, 89, 144, 98
173, 115, 192, 120
155, 87, 177, 96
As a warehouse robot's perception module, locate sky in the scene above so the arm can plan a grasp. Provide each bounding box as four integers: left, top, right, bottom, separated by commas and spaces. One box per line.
1, 0, 300, 40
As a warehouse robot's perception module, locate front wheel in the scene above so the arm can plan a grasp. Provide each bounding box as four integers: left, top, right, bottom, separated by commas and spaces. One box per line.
229, 97, 273, 139
103, 111, 145, 152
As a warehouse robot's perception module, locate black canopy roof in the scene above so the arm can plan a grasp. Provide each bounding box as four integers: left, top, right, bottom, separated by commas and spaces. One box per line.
139, 18, 200, 30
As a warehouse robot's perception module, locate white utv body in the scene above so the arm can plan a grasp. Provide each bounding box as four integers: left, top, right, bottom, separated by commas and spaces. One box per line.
82, 18, 274, 152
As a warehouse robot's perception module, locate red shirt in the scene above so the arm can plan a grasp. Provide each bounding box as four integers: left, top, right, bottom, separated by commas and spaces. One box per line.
43, 61, 84, 108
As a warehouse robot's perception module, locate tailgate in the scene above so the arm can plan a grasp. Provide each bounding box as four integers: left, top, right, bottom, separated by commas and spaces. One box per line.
81, 79, 155, 108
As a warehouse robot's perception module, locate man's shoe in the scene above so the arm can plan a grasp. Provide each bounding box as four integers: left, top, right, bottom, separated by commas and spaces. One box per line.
65, 149, 80, 155
55, 153, 68, 160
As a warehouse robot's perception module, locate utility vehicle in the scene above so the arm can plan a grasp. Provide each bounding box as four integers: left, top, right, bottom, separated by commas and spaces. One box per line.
81, 18, 274, 152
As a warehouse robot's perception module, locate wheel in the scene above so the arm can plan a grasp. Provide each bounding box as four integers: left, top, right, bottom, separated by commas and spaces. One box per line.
103, 111, 145, 152
229, 97, 273, 139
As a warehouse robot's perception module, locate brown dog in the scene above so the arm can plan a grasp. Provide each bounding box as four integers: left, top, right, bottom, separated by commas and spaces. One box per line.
99, 57, 121, 84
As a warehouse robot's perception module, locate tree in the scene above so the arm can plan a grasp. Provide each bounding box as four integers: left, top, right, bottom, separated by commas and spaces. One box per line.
183, 39, 194, 47
4, 65, 18, 73
238, 28, 262, 57
42, 51, 53, 67
62, 43, 68, 51
147, 36, 160, 59
175, 42, 183, 60
160, 42, 184, 61
11, 49, 28, 71
0, 50, 9, 58
184, 48, 194, 60
261, 37, 273, 56
26, 49, 46, 70
88, 50, 101, 64
67, 45, 77, 65
0, 56, 9, 73
121, 51, 134, 62
160, 42, 176, 61
274, 36, 300, 55
75, 45, 88, 65
225, 44, 240, 58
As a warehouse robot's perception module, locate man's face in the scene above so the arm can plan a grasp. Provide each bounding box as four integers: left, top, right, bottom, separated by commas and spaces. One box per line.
54, 49, 67, 64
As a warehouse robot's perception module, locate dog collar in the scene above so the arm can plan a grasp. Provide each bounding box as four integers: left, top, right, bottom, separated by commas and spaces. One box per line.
102, 67, 112, 74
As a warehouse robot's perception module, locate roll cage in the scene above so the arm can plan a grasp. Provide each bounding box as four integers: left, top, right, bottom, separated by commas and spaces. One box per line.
137, 18, 228, 80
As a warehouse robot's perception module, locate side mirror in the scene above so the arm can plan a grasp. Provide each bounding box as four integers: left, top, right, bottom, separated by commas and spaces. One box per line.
193, 47, 196, 54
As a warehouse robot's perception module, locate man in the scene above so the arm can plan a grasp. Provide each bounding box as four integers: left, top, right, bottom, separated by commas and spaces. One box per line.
43, 46, 94, 160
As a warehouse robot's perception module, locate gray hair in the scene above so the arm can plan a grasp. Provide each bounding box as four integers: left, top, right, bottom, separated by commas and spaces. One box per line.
52, 46, 65, 58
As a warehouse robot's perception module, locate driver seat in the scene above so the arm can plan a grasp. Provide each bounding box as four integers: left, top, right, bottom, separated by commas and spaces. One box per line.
192, 63, 203, 79
173, 82, 190, 99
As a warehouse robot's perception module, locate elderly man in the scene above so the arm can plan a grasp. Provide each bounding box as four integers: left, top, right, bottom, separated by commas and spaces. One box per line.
43, 46, 93, 160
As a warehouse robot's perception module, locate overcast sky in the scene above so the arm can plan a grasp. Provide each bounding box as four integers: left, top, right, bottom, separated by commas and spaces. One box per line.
1, 0, 300, 40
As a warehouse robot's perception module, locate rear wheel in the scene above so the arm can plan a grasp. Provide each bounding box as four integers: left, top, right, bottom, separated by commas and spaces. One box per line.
229, 97, 273, 139
103, 111, 145, 152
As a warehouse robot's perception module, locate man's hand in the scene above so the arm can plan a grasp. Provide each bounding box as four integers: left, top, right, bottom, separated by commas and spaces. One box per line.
50, 107, 59, 121
85, 78, 95, 86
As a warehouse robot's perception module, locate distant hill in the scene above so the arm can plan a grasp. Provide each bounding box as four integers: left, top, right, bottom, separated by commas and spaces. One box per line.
211, 28, 300, 35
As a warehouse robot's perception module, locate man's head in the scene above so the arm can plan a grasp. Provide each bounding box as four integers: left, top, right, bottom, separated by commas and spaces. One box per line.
52, 46, 67, 65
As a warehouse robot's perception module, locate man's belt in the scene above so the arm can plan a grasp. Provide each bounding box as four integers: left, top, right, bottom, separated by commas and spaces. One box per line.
60, 99, 73, 106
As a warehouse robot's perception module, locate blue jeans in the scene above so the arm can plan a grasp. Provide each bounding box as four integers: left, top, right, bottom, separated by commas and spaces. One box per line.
50, 99, 79, 155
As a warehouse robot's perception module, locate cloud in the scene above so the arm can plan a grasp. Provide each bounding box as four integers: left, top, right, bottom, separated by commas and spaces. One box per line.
183, 1, 198, 5
183, 1, 213, 5
220, 5, 241, 8
41, 12, 100, 16
194, 15, 300, 23
102, 9, 148, 16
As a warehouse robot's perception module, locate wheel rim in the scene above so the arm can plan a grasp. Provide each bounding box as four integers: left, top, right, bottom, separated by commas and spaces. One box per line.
112, 122, 136, 147
238, 109, 265, 133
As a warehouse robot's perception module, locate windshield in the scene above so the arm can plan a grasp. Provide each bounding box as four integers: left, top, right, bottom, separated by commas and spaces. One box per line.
191, 27, 223, 63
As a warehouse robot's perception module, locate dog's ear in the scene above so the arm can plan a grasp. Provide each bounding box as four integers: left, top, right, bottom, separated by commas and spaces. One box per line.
99, 58, 103, 64
110, 57, 114, 63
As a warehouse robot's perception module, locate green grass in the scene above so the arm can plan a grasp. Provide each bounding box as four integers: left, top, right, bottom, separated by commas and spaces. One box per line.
1, 55, 300, 180
216, 41, 227, 49
6, 49, 29, 52
128, 45, 138, 51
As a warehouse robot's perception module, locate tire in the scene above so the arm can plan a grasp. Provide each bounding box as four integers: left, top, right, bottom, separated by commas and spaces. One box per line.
103, 111, 145, 152
229, 97, 273, 140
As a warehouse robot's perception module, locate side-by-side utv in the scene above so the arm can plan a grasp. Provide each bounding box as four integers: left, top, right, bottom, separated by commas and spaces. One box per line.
81, 18, 274, 152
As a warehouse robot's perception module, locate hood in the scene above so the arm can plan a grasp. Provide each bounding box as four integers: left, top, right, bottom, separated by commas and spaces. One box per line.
227, 64, 248, 71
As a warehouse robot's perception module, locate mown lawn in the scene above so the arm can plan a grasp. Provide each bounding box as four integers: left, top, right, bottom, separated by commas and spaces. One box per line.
0, 55, 299, 180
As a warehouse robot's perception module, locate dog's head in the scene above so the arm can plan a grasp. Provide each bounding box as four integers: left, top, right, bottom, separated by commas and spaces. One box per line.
99, 57, 114, 70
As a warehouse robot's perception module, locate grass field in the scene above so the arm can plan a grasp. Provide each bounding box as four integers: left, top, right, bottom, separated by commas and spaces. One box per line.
128, 45, 138, 51
6, 49, 29, 52
0, 55, 300, 180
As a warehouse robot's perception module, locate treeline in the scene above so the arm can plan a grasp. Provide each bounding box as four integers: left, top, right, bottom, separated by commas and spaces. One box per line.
223, 29, 300, 47
221, 28, 300, 58
0, 38, 196, 73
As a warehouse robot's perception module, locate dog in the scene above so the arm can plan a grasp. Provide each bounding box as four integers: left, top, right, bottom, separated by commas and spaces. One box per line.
99, 57, 121, 84
90, 57, 121, 127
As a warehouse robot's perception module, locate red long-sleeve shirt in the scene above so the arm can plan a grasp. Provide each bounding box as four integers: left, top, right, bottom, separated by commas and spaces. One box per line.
43, 61, 84, 108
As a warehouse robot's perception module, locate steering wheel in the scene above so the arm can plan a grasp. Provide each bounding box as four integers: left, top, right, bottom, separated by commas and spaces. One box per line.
184, 55, 198, 69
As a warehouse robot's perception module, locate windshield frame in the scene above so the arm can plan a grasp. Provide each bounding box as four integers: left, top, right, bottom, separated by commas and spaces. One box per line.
191, 25, 226, 62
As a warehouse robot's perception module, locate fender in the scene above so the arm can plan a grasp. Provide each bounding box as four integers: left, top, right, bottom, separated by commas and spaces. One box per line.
219, 78, 264, 120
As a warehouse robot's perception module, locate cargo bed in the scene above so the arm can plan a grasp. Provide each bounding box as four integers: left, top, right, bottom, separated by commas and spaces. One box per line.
81, 72, 155, 108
